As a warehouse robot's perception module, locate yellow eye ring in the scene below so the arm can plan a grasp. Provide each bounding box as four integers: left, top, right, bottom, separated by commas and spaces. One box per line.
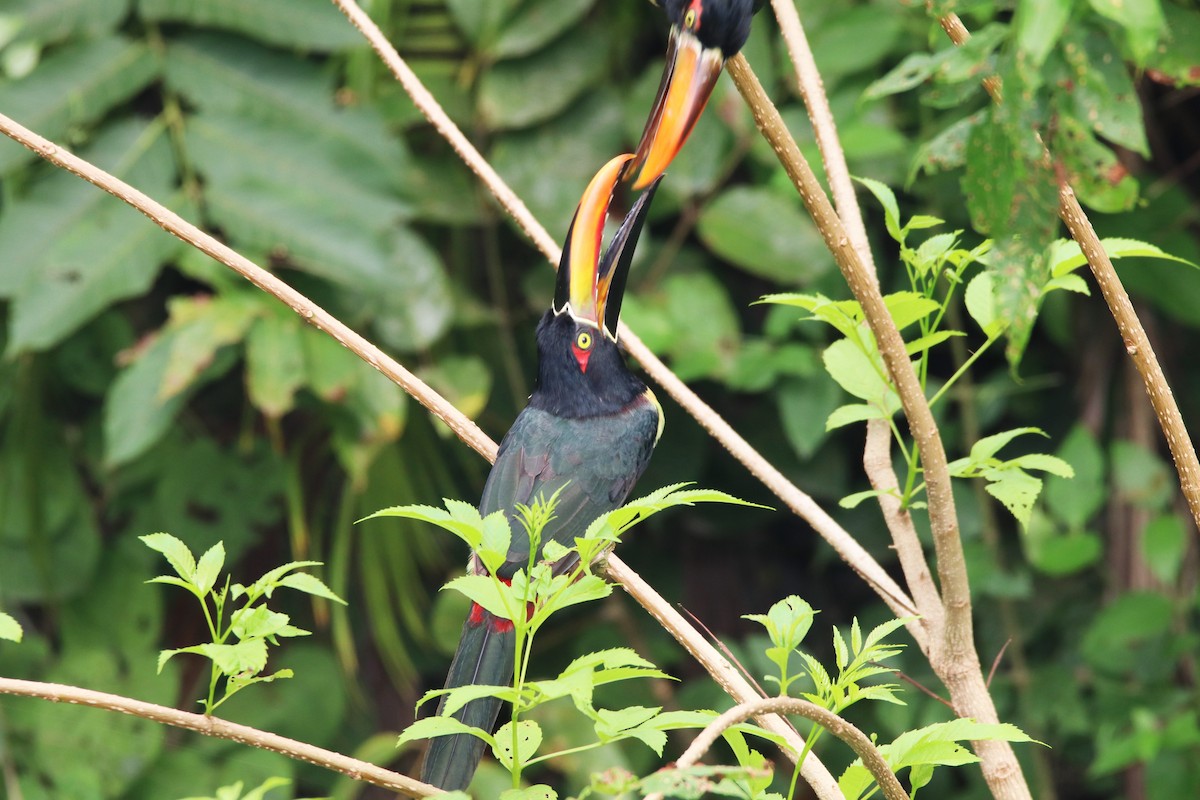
683, 8, 697, 28
576, 331, 593, 350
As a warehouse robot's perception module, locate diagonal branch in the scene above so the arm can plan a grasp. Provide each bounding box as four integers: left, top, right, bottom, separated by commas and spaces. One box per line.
0, 678, 435, 798
0, 107, 843, 800
935, 11, 1200, 534
327, 0, 920, 631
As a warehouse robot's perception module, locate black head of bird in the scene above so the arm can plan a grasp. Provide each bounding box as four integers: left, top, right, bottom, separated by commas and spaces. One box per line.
533, 154, 662, 419
626, 0, 756, 189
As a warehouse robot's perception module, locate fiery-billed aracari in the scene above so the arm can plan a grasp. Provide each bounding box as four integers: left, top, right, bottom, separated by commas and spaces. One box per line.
625, 0, 757, 189
420, 156, 665, 792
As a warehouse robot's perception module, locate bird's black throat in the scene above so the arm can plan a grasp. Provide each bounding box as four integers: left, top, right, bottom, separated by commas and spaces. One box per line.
529, 311, 646, 419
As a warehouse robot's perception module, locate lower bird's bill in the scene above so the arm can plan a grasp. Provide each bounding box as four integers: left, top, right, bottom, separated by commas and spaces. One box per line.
625, 27, 724, 189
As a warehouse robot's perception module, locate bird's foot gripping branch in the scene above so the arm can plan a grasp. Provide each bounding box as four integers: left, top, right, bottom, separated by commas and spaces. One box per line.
365, 484, 772, 798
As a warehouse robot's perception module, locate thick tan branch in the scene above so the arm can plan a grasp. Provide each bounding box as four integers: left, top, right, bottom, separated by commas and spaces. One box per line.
725, 55, 971, 661
0, 678, 433, 797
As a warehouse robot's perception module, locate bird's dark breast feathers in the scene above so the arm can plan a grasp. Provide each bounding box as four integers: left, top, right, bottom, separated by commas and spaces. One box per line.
478, 395, 660, 574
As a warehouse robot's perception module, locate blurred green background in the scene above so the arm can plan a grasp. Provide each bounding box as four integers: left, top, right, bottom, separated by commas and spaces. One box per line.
1, 0, 1198, 798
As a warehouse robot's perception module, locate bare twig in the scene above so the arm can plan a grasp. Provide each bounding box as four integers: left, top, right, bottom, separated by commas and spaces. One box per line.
987, 638, 1013, 688
643, 696, 909, 800
327, 0, 922, 630
0, 94, 847, 800
0, 678, 434, 798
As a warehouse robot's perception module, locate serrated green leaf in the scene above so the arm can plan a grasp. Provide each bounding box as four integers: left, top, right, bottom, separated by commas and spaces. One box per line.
1010, 453, 1074, 477
969, 427, 1046, 463
984, 469, 1043, 527
140, 533, 197, 582
231, 605, 291, 640
444, 574, 517, 621
1049, 236, 1196, 277
826, 403, 888, 430
139, 0, 362, 51
855, 177, 901, 241
192, 542, 225, 596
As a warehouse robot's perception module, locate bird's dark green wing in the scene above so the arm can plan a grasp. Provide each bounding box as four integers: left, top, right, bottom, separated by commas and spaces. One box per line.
480, 400, 660, 575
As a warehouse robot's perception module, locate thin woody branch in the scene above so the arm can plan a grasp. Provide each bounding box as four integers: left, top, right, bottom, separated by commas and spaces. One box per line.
0, 678, 435, 798
643, 695, 908, 800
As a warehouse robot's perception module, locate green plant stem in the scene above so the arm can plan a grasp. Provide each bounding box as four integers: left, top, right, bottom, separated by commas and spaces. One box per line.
927, 333, 1001, 410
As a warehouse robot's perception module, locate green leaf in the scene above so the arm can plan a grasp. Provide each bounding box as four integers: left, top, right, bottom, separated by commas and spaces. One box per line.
191, 542, 226, 597
969, 427, 1046, 463
839, 489, 889, 509
826, 403, 888, 430
1009, 453, 1074, 478
0, 0, 130, 52
1024, 514, 1103, 576
697, 187, 830, 283
1048, 237, 1196, 277
139, 0, 363, 51
0, 36, 158, 173
822, 338, 900, 410
1144, 5, 1200, 86
492, 720, 542, 770
1, 119, 182, 354
1142, 514, 1187, 585
443, 574, 517, 621
0, 611, 23, 643
490, 0, 597, 59
1051, 115, 1139, 213
905, 329, 964, 356
140, 533, 197, 583
863, 52, 941, 101
396, 716, 494, 749
1015, 0, 1071, 66
1044, 424, 1106, 528
160, 294, 262, 400
1085, 0, 1164, 64
984, 469, 1043, 528
231, 605, 294, 640
245, 313, 306, 418
854, 177, 901, 241
479, 23, 609, 130
1111, 439, 1173, 510
276, 572, 347, 605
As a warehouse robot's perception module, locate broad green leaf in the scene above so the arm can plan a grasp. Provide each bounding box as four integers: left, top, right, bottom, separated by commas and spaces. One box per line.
231, 605, 293, 640
1086, 0, 1164, 64
1, 119, 181, 354
1024, 514, 1103, 576
1059, 29, 1149, 156
164, 34, 412, 193
245, 313, 305, 418
492, 90, 625, 236
0, 0, 130, 51
822, 338, 898, 408
139, 0, 362, 51
1080, 591, 1173, 672
777, 376, 841, 457
490, 0, 597, 58
964, 272, 1005, 336
1111, 439, 1173, 510
103, 327, 238, 467
1010, 453, 1074, 478
445, 0, 522, 46
885, 291, 941, 329
191, 542, 226, 596
622, 271, 741, 381
492, 720, 542, 770
301, 324, 360, 401
808, 6, 902, 80
1052, 115, 1139, 213
479, 23, 609, 130
911, 111, 985, 179
139, 533, 197, 583
863, 52, 941, 101
1015, 0, 1071, 66
417, 357, 493, 421
422, 682, 517, 716
160, 293, 262, 401
396, 716, 494, 749
698, 187, 830, 284
0, 36, 158, 172
0, 611, 24, 642
501, 786, 557, 800
1141, 514, 1186, 585
1144, 5, 1200, 86
1044, 424, 1106, 528
443, 574, 516, 621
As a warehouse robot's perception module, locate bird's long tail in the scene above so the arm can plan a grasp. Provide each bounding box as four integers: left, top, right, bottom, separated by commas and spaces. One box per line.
420, 606, 516, 792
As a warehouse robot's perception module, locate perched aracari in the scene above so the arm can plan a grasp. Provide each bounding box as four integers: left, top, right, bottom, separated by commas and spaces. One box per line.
625, 0, 757, 188
420, 155, 665, 792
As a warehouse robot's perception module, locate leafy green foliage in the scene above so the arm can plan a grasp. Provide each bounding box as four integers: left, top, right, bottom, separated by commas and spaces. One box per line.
177, 776, 320, 800
0, 610, 22, 642
378, 486, 760, 788
142, 533, 344, 714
